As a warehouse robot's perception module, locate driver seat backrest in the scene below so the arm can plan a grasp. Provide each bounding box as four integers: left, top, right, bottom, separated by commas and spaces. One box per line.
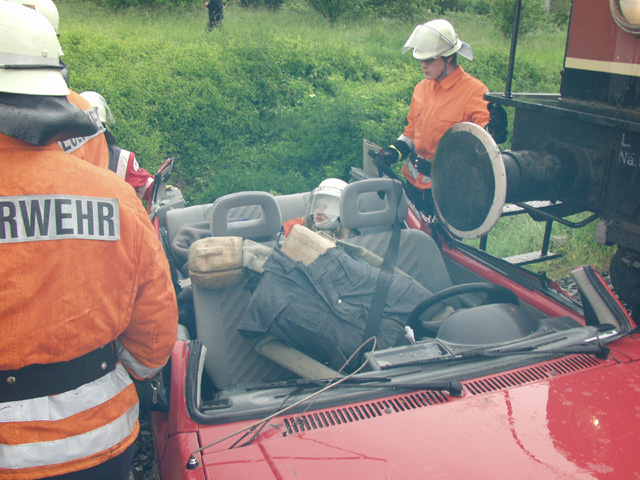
340, 178, 454, 295
192, 191, 293, 390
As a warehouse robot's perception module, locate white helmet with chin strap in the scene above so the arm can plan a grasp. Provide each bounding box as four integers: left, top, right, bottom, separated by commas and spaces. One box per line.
402, 19, 473, 61
80, 91, 115, 125
305, 178, 348, 231
0, 2, 68, 96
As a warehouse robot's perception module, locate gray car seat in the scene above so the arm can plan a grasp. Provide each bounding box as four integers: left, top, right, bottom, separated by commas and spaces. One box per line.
191, 191, 294, 390
340, 178, 454, 295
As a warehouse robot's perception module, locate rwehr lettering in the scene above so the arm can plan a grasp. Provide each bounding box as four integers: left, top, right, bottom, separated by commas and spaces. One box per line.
0, 195, 120, 243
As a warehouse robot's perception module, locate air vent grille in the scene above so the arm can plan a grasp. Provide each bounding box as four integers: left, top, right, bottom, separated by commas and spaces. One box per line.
464, 354, 600, 395
281, 354, 601, 434
283, 390, 449, 434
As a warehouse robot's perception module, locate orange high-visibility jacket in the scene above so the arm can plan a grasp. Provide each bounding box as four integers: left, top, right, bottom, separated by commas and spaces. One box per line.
0, 134, 178, 479
60, 91, 110, 169
400, 66, 490, 190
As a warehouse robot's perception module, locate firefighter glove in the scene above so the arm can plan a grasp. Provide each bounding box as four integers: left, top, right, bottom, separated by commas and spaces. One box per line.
380, 140, 411, 167
379, 147, 400, 167
486, 103, 508, 144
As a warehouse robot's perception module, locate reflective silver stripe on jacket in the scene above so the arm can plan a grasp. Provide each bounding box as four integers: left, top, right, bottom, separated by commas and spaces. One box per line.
0, 363, 131, 422
0, 364, 137, 469
116, 148, 130, 181
57, 108, 106, 154
397, 134, 414, 152
115, 339, 164, 379
404, 158, 432, 185
136, 177, 154, 200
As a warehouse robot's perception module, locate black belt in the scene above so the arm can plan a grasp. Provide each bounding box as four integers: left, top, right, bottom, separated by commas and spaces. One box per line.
0, 343, 117, 402
411, 156, 432, 176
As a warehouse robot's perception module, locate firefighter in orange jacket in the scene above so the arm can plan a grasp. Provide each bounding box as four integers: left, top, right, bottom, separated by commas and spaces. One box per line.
0, 4, 178, 479
6, 0, 110, 170
80, 90, 156, 202
62, 90, 110, 169
379, 19, 507, 215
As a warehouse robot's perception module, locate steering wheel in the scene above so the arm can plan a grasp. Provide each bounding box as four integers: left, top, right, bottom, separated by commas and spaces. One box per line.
407, 283, 520, 337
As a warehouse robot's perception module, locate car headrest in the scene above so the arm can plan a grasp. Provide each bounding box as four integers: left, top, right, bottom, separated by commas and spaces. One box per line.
340, 178, 407, 230
210, 191, 282, 240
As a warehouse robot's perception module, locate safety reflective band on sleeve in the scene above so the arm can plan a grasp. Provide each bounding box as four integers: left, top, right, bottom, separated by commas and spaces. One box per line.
0, 194, 119, 243
398, 134, 415, 151
404, 158, 432, 184
115, 340, 164, 379
138, 177, 154, 200
0, 52, 61, 68
58, 108, 106, 154
0, 364, 137, 469
116, 149, 130, 181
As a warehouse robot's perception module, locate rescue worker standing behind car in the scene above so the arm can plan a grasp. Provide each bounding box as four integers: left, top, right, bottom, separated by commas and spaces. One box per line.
62, 89, 110, 169
80, 91, 156, 202
0, 4, 178, 479
379, 19, 508, 215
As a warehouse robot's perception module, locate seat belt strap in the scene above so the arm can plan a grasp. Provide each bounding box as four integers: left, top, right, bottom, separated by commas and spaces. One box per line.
359, 181, 403, 364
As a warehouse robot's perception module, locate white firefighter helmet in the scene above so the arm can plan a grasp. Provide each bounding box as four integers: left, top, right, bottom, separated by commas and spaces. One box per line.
305, 178, 348, 230
318, 178, 348, 193
7, 0, 60, 35
402, 19, 473, 61
0, 2, 68, 96
80, 91, 115, 125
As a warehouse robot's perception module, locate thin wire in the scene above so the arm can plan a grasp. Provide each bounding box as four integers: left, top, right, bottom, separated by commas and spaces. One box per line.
299, 336, 377, 415
229, 386, 303, 449
188, 336, 378, 460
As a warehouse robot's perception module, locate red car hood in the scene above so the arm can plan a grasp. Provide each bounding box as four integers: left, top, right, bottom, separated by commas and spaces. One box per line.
199, 359, 640, 479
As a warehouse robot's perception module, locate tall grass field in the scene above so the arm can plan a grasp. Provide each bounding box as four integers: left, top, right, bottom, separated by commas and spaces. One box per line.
56, 0, 615, 278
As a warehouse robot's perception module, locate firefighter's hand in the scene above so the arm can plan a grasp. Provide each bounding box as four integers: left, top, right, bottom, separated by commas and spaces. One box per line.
379, 146, 400, 167
486, 103, 508, 144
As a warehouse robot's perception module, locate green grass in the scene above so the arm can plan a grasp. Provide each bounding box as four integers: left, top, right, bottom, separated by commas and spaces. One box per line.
467, 213, 615, 278
53, 1, 612, 278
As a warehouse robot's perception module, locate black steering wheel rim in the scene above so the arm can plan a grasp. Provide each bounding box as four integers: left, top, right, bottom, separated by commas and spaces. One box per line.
407, 283, 520, 332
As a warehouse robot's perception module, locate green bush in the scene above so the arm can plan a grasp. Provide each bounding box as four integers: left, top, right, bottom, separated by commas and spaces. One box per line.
236, 0, 283, 9
549, 0, 571, 27
305, 0, 352, 24
361, 0, 442, 21
303, 0, 445, 24
465, 0, 491, 15
491, 0, 549, 37
98, 0, 196, 9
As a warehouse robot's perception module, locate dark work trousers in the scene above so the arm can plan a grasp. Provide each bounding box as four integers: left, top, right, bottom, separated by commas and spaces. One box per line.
207, 0, 223, 29
42, 444, 136, 480
404, 181, 436, 216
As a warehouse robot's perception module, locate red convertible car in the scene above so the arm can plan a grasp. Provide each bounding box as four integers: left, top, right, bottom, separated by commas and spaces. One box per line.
146, 168, 637, 479
146, 0, 640, 477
